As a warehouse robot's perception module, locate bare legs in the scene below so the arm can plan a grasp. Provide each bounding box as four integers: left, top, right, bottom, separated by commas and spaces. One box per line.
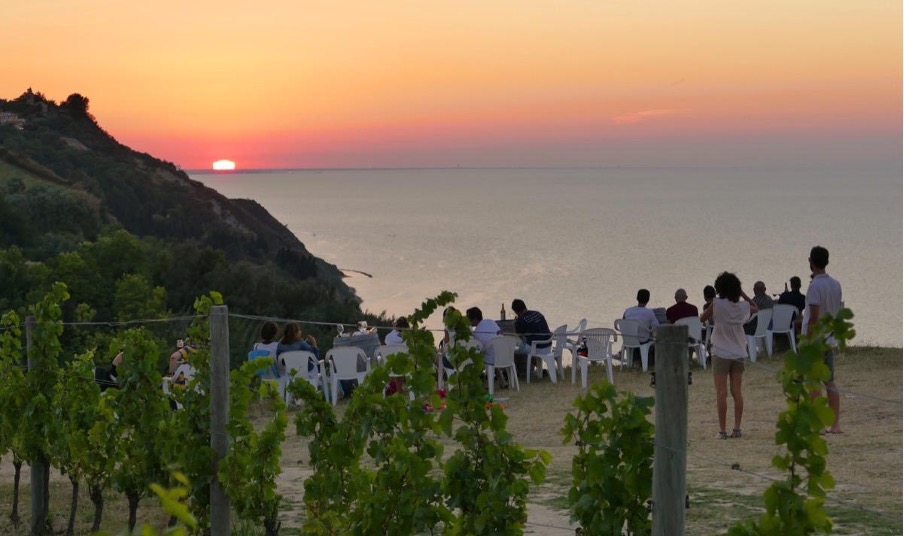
714, 369, 744, 434
810, 381, 842, 433
729, 370, 744, 431
714, 372, 729, 433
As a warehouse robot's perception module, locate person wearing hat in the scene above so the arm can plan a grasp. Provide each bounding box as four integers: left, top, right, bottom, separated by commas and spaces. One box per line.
666, 288, 699, 324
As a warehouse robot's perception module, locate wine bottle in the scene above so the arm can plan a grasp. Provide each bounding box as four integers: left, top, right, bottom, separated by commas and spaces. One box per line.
500, 303, 506, 321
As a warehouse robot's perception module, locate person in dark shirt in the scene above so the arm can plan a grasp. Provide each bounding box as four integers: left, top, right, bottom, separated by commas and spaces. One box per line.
777, 276, 806, 312
666, 288, 699, 324
511, 299, 552, 353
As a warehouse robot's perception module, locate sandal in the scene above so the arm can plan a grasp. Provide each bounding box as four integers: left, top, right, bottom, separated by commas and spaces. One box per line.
716, 431, 728, 440
730, 429, 742, 439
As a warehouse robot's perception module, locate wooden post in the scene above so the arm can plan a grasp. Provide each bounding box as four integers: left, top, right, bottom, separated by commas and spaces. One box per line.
652, 324, 688, 536
26, 315, 49, 536
209, 305, 231, 535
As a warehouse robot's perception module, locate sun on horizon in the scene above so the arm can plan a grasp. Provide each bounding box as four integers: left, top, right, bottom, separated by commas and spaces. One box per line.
212, 159, 236, 171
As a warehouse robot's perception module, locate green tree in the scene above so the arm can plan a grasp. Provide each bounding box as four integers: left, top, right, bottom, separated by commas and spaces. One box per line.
726, 309, 855, 536
23, 282, 69, 534
561, 383, 655, 535
51, 350, 116, 535
114, 273, 168, 322
0, 310, 26, 526
107, 328, 171, 532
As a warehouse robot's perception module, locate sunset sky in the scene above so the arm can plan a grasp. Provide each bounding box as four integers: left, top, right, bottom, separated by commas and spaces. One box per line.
2, 1, 900, 170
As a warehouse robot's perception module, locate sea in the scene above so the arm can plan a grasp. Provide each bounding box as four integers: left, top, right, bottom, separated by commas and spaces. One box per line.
191, 167, 902, 348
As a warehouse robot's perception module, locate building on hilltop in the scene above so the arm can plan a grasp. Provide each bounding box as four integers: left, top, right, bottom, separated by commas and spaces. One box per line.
0, 111, 25, 130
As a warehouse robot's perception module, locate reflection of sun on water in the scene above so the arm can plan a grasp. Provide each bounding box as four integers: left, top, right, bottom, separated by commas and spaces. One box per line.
212, 159, 236, 171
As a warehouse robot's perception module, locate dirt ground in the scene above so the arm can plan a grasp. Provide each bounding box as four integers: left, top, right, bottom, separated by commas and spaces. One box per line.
1, 346, 900, 535
271, 345, 902, 535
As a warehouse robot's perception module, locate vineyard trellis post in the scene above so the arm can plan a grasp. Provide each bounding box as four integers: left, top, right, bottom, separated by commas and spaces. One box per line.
652, 324, 688, 536
26, 314, 50, 536
210, 305, 231, 535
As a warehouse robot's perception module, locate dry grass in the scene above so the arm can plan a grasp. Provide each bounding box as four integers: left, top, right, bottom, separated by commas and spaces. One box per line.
0, 346, 900, 535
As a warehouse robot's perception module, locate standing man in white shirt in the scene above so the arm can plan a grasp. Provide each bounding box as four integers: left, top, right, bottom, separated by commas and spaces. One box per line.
806, 245, 844, 434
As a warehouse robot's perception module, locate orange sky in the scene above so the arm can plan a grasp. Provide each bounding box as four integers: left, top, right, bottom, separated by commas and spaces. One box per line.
2, 1, 900, 170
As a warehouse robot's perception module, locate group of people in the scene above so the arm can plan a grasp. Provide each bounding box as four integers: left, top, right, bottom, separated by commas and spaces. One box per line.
251, 320, 320, 379
704, 245, 843, 439
248, 245, 845, 440
577, 245, 843, 440
435, 300, 552, 388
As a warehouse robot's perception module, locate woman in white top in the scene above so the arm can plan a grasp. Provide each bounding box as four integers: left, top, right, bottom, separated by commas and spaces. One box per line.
700, 272, 757, 440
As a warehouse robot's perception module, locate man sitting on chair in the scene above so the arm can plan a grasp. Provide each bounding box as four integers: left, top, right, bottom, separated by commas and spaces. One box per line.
623, 288, 659, 367
666, 288, 699, 324
511, 299, 551, 354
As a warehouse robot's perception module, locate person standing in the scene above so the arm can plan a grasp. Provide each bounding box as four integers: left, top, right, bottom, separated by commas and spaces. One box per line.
805, 246, 844, 434
700, 272, 757, 440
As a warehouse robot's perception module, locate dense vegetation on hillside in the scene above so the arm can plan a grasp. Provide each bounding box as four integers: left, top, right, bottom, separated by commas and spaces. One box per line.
0, 89, 383, 367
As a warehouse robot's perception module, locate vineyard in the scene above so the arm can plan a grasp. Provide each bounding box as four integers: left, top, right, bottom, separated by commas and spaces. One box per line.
1, 285, 900, 535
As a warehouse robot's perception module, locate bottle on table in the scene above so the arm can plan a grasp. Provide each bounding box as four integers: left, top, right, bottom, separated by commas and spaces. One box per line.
500, 303, 506, 321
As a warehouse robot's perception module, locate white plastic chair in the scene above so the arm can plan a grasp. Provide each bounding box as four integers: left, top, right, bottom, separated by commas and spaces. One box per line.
574, 328, 618, 387
485, 336, 521, 396
279, 350, 321, 405
324, 346, 370, 405
674, 316, 708, 369
747, 309, 773, 362
564, 318, 588, 358
769, 304, 798, 354
525, 325, 566, 384
439, 338, 481, 389
614, 318, 654, 371
373, 344, 409, 367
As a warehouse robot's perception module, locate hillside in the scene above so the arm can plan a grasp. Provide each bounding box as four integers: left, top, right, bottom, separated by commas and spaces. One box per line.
0, 89, 368, 336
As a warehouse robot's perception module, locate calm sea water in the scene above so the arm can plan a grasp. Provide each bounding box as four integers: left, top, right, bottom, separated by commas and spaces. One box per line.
192, 167, 902, 348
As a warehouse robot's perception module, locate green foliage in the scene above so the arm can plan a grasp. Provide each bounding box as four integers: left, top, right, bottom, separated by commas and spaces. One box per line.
0, 310, 25, 462
114, 273, 168, 322
107, 327, 172, 531
51, 349, 116, 532
726, 308, 855, 536
561, 381, 655, 535
22, 282, 68, 465
291, 291, 549, 535
220, 360, 288, 536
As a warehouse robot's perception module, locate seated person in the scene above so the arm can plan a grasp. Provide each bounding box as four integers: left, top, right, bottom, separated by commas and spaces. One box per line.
743, 281, 774, 335
666, 288, 699, 324
511, 299, 551, 355
252, 320, 280, 356
276, 322, 319, 377
623, 289, 659, 367
778, 276, 806, 312
466, 306, 505, 387
384, 316, 409, 345
169, 338, 198, 375
623, 289, 659, 344
94, 350, 124, 391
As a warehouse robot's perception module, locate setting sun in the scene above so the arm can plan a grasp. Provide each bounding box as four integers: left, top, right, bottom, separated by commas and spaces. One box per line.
212, 159, 236, 171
